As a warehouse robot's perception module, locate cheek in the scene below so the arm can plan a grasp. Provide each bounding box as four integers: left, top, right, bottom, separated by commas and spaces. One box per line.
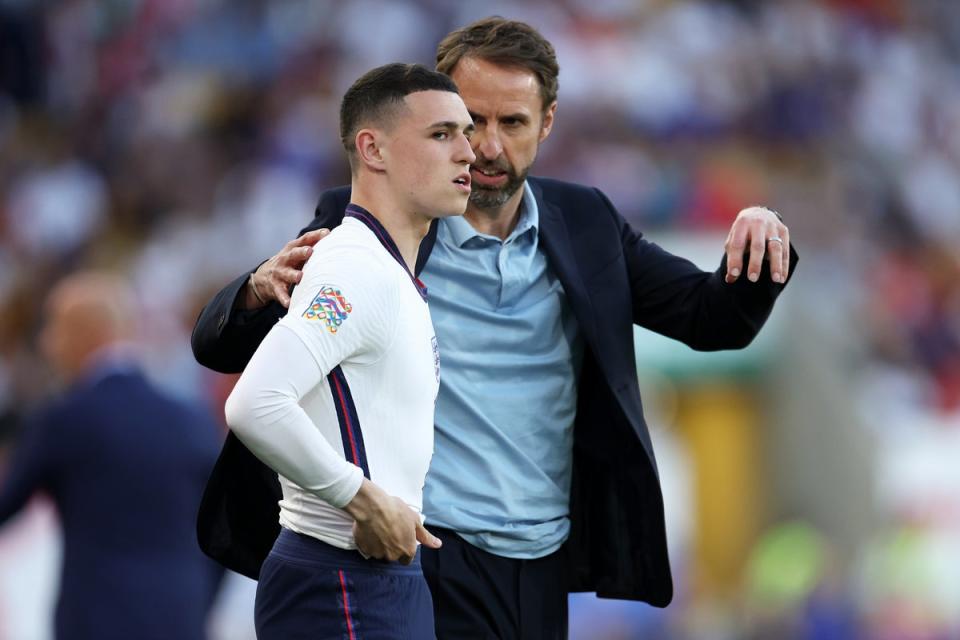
505, 135, 537, 167
406, 149, 446, 187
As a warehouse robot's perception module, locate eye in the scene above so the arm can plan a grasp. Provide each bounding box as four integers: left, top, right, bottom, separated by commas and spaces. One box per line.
432, 131, 449, 140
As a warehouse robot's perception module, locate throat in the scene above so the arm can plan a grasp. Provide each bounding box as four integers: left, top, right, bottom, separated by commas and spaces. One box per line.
464, 203, 522, 241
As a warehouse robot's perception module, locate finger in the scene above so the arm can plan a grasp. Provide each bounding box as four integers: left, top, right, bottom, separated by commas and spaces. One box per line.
747, 231, 766, 282
291, 228, 330, 247
274, 284, 292, 308
781, 228, 791, 281
273, 266, 304, 287
281, 245, 313, 268
277, 244, 312, 268
725, 223, 749, 283
766, 236, 784, 283
415, 522, 442, 549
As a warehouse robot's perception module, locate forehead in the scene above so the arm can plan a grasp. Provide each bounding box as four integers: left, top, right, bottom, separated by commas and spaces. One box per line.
399, 90, 471, 126
449, 57, 542, 116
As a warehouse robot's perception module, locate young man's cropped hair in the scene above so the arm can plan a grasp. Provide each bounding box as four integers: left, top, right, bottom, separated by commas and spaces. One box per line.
339, 62, 460, 169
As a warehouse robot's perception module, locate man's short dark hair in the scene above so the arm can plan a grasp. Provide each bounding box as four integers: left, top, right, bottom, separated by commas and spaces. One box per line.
436, 17, 559, 112
339, 63, 459, 166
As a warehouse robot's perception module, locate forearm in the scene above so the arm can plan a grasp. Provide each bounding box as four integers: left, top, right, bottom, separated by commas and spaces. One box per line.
191, 271, 285, 373
626, 234, 798, 351
224, 326, 363, 507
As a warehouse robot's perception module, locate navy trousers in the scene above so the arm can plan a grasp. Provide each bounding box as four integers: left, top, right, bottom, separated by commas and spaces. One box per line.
255, 528, 435, 640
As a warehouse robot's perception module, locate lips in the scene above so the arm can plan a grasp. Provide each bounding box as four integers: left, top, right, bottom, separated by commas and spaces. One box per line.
453, 172, 471, 193
470, 167, 508, 187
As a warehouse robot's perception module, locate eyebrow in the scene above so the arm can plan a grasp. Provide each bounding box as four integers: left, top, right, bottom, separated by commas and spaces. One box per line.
467, 111, 530, 123
428, 120, 476, 135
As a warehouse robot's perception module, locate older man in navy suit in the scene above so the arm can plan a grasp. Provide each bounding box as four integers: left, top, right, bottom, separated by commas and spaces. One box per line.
193, 17, 798, 640
0, 272, 221, 640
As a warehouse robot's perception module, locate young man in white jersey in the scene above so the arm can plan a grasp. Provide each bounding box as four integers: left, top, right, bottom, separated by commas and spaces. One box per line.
224, 63, 474, 639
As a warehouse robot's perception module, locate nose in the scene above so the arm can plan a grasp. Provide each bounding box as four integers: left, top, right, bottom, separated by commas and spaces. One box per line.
457, 133, 476, 165
472, 127, 502, 161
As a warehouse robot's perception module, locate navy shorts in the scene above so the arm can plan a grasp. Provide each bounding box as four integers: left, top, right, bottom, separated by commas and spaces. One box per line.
255, 528, 436, 640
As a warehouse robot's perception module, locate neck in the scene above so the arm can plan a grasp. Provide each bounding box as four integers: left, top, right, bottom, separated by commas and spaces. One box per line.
350, 181, 431, 273
70, 341, 139, 384
463, 183, 526, 240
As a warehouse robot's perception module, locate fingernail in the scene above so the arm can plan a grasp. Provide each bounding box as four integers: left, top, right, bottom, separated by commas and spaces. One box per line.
731, 268, 740, 277
773, 273, 781, 283
749, 272, 758, 282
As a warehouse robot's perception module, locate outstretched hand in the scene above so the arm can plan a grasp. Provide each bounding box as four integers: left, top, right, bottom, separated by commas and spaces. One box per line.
723, 206, 790, 284
242, 229, 331, 309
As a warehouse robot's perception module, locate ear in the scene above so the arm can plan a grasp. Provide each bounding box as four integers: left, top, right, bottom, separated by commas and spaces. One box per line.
355, 128, 386, 172
538, 101, 557, 143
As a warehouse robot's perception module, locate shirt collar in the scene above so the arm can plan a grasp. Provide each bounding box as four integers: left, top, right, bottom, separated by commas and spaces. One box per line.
443, 181, 539, 248
345, 203, 428, 300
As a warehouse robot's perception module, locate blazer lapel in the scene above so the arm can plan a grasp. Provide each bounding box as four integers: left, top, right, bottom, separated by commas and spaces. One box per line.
531, 180, 600, 349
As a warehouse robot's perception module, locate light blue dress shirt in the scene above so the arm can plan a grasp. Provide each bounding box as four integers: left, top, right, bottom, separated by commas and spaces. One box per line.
420, 183, 584, 559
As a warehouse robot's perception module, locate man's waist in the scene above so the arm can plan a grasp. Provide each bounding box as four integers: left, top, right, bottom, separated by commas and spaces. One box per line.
423, 510, 570, 559
272, 527, 422, 574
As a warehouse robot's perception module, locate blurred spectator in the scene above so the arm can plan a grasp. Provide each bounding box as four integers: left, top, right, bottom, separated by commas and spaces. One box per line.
0, 271, 222, 640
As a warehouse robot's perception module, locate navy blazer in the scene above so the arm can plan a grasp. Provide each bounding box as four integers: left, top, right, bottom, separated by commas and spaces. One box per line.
0, 369, 222, 640
193, 176, 797, 605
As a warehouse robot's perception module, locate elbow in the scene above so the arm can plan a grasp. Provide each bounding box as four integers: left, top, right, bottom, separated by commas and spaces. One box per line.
223, 387, 249, 436
727, 331, 758, 350
691, 321, 760, 352
224, 380, 297, 440
224, 385, 260, 439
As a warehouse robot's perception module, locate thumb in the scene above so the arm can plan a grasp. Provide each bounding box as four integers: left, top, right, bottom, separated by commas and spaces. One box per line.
415, 522, 442, 549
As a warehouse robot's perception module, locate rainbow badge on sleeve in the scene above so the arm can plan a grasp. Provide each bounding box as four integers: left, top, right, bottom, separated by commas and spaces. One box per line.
302, 285, 353, 334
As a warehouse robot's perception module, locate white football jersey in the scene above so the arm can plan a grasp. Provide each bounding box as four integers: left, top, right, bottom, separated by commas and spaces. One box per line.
226, 204, 439, 550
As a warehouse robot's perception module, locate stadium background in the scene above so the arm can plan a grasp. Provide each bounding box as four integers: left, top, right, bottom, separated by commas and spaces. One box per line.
1, 0, 959, 637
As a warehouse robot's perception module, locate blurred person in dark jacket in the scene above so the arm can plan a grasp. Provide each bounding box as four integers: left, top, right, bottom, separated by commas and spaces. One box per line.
0, 271, 221, 640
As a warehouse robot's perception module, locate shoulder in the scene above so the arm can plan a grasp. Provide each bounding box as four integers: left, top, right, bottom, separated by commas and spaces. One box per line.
529, 176, 605, 202
306, 219, 388, 268
302, 223, 393, 277
292, 225, 400, 313
529, 176, 622, 228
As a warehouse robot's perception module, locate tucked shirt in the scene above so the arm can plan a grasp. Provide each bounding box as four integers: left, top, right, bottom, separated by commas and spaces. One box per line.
421, 183, 584, 558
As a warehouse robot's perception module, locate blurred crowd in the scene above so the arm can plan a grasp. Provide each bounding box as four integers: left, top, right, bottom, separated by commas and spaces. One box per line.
1, 0, 959, 638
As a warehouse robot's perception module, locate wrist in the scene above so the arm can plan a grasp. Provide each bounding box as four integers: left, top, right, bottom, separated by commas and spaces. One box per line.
243, 273, 267, 309
344, 478, 381, 522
